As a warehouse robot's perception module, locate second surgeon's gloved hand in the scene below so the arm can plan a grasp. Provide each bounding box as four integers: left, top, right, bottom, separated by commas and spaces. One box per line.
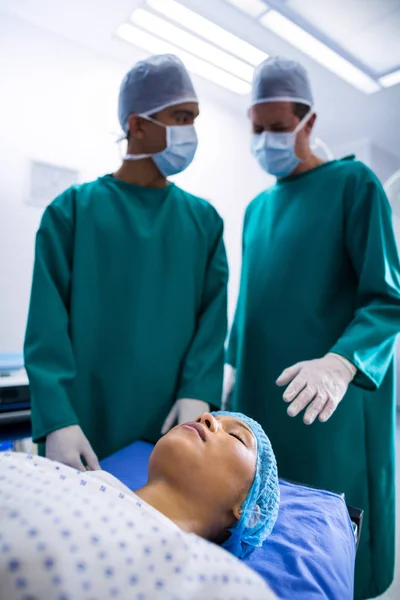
161, 399, 209, 435
46, 425, 101, 471
276, 353, 357, 424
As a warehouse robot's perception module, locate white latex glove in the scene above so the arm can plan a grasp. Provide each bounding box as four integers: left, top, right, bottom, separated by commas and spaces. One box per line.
222, 364, 236, 410
161, 399, 209, 435
276, 353, 357, 425
46, 425, 101, 471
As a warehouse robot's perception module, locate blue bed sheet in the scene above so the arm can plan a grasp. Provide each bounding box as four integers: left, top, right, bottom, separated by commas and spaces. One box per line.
101, 441, 355, 599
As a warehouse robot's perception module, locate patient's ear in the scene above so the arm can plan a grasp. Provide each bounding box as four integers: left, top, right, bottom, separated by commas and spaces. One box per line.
233, 505, 243, 522
233, 488, 248, 522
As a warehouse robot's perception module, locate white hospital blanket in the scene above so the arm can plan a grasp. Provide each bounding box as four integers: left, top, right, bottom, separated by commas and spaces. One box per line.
0, 452, 277, 600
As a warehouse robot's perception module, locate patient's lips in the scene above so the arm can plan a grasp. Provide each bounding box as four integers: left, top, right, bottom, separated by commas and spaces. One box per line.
181, 422, 206, 442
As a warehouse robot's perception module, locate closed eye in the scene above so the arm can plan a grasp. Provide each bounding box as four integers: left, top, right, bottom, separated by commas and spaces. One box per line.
230, 432, 246, 446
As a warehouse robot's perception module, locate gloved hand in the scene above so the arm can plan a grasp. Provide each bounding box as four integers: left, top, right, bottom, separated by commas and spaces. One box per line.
161, 399, 210, 435
276, 353, 357, 425
222, 364, 236, 410
46, 425, 101, 471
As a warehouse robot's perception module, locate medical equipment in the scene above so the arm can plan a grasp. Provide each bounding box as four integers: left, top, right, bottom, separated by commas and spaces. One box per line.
101, 440, 361, 600
0, 355, 30, 425
0, 356, 31, 445
0, 370, 29, 413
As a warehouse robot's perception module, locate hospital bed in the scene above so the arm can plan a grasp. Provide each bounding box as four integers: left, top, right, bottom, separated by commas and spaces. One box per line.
101, 440, 361, 600
0, 427, 361, 598
0, 354, 361, 599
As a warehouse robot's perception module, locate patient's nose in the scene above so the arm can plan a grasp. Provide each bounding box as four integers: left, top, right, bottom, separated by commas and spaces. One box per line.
197, 412, 218, 433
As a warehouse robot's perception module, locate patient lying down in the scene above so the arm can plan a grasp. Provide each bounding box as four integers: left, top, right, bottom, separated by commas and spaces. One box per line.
0, 411, 279, 599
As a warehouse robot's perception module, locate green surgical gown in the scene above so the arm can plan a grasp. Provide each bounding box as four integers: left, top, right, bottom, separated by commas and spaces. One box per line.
228, 157, 400, 599
25, 175, 228, 460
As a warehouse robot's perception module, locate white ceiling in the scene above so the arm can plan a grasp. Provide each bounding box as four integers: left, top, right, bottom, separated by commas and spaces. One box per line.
0, 0, 399, 159
286, 0, 400, 74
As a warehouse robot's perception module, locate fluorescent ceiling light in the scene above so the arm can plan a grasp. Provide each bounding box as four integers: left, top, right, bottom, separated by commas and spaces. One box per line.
146, 0, 267, 66
379, 70, 400, 88
131, 9, 254, 82
260, 10, 380, 94
116, 23, 251, 94
226, 0, 268, 18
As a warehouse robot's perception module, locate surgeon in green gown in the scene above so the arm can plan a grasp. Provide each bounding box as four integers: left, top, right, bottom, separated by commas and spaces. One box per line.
224, 57, 400, 599
24, 54, 228, 469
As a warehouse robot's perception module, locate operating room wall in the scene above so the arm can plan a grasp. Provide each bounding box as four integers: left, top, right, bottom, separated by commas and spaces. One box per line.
0, 11, 272, 354
331, 138, 400, 184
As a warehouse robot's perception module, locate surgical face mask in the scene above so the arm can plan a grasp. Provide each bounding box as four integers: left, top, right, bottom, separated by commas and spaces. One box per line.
124, 116, 198, 177
251, 110, 313, 178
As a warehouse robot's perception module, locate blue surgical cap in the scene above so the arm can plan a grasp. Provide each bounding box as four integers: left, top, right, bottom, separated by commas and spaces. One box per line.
118, 54, 198, 133
212, 411, 280, 559
252, 56, 314, 108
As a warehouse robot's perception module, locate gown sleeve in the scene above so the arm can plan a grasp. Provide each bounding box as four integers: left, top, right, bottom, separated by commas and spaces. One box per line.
226, 207, 250, 369
24, 190, 79, 442
330, 165, 400, 390
176, 213, 228, 409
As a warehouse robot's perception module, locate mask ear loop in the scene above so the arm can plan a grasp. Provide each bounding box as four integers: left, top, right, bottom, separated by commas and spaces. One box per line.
117, 125, 157, 161
294, 108, 315, 134
139, 114, 167, 129
134, 115, 171, 159
117, 115, 167, 161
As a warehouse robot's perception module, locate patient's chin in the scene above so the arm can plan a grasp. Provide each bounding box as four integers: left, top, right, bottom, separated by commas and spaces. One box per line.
149, 429, 203, 478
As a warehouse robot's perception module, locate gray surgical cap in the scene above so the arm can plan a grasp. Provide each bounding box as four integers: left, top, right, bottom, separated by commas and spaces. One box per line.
251, 56, 314, 108
118, 54, 198, 133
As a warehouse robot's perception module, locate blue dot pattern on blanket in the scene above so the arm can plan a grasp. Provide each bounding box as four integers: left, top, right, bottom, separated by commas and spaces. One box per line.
0, 451, 275, 599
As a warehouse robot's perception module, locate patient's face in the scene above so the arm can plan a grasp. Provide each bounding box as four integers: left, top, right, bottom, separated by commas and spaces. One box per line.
149, 413, 257, 524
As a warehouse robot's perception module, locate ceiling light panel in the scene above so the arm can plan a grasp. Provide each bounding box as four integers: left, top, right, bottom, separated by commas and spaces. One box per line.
146, 0, 268, 66
116, 23, 251, 94
379, 70, 400, 88
260, 10, 380, 94
131, 9, 254, 82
